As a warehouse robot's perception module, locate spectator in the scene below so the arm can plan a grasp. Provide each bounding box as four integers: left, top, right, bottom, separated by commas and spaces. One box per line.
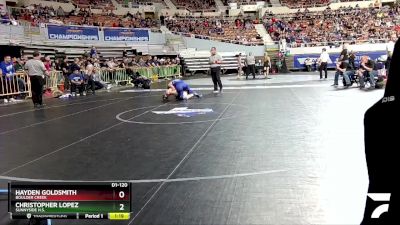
93, 58, 101, 68
304, 57, 313, 72
90, 46, 98, 58
85, 64, 104, 94
14, 58, 25, 71
56, 6, 65, 17
1, 56, 17, 103
106, 58, 116, 69
69, 69, 85, 96
264, 5, 400, 47
43, 56, 52, 72
69, 58, 81, 74
83, 50, 90, 59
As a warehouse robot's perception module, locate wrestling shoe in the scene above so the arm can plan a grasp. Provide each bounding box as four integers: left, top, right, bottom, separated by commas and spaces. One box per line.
162, 94, 168, 101
194, 93, 202, 98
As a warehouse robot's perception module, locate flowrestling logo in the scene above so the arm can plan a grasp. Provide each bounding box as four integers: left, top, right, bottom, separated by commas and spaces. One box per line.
47, 25, 99, 41
367, 193, 391, 219
152, 107, 213, 117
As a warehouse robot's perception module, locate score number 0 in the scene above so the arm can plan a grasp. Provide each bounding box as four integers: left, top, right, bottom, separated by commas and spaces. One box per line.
119, 191, 125, 211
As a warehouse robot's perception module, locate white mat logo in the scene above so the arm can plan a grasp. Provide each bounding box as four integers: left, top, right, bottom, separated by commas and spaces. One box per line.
152, 107, 213, 118
368, 193, 391, 218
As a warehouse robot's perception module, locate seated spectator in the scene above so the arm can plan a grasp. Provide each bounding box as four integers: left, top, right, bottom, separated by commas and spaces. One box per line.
106, 58, 116, 69
1, 56, 17, 103
304, 57, 313, 71
13, 58, 25, 72
90, 46, 98, 58
69, 58, 81, 74
138, 57, 146, 67
333, 60, 352, 87
93, 58, 101, 68
126, 58, 136, 67
85, 65, 104, 94
69, 69, 85, 96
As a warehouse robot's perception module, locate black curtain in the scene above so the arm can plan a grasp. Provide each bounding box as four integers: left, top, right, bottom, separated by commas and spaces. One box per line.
0, 45, 22, 59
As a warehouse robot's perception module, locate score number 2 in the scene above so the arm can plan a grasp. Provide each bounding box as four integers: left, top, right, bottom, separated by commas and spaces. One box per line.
118, 191, 126, 211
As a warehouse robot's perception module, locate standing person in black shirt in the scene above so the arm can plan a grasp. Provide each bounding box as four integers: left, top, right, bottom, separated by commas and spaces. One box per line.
160, 14, 165, 26
385, 51, 392, 76
60, 58, 70, 91
339, 45, 349, 65
349, 51, 356, 70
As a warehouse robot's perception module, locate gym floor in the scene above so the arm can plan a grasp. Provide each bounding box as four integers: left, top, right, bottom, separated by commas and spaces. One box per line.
0, 74, 384, 225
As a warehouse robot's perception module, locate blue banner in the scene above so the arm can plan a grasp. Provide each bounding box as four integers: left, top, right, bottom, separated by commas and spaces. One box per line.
47, 25, 99, 41
293, 51, 387, 69
103, 28, 149, 42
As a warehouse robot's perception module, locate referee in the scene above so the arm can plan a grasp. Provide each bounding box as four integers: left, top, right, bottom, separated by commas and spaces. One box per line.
209, 47, 223, 93
318, 48, 329, 79
24, 51, 48, 108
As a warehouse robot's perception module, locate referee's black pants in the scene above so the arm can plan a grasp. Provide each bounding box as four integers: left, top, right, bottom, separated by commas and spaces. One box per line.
246, 64, 256, 79
319, 62, 328, 79
210, 67, 222, 91
29, 76, 44, 105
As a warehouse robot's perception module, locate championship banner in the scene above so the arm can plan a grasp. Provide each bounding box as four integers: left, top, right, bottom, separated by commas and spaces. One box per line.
47, 25, 99, 41
293, 51, 387, 69
103, 28, 149, 42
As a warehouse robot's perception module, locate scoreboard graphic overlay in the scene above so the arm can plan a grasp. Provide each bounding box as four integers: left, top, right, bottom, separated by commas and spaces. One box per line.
8, 182, 132, 220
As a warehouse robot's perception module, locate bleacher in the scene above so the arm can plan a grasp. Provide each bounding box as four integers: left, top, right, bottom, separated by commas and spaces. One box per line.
180, 49, 245, 75
19, 44, 173, 63
280, 0, 330, 8
116, 0, 166, 7
72, 0, 116, 10
171, 0, 217, 11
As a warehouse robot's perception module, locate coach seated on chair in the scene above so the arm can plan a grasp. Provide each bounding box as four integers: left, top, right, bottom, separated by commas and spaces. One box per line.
69, 69, 85, 96
357, 56, 377, 89
334, 60, 353, 87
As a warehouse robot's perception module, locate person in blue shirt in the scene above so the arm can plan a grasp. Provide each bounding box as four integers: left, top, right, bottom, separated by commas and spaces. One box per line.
163, 79, 201, 101
69, 69, 85, 96
1, 55, 25, 102
90, 46, 97, 58
0, 55, 15, 78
